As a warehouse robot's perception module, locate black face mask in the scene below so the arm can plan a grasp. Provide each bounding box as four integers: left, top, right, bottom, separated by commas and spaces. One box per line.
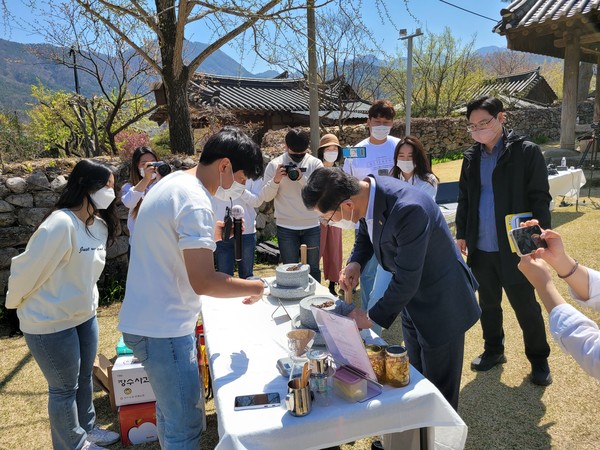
288, 152, 306, 163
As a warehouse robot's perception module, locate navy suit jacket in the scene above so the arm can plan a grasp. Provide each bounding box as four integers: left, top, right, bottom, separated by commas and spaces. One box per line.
349, 176, 481, 347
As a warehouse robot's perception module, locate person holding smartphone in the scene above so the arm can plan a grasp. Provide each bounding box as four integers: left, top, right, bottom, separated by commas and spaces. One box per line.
517, 219, 600, 380
342, 100, 400, 313
455, 96, 553, 386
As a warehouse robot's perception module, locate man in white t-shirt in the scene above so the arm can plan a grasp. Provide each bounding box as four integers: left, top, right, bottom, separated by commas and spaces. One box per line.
118, 127, 265, 450
342, 100, 400, 311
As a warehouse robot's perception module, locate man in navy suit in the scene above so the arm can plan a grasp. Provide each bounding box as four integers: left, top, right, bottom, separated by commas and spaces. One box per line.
302, 167, 480, 409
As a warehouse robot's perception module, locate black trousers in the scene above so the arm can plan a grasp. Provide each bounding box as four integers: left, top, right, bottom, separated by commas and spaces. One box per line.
402, 312, 465, 411
470, 250, 550, 363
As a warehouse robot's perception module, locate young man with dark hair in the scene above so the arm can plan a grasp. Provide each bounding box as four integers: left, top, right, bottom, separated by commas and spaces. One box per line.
456, 95, 553, 385
302, 167, 480, 410
118, 127, 266, 449
258, 127, 324, 281
342, 99, 400, 312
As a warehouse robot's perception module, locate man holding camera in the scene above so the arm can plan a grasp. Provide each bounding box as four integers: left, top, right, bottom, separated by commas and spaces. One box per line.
259, 128, 323, 281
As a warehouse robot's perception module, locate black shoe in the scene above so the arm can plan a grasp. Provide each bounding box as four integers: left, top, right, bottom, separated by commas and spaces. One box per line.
328, 281, 337, 296
471, 351, 507, 371
371, 440, 384, 450
530, 361, 553, 386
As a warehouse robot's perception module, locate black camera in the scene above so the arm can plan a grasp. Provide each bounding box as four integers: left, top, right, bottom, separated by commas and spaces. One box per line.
151, 161, 171, 177
283, 163, 306, 181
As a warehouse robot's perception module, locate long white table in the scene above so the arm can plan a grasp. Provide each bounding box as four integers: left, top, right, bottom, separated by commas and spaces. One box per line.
201, 281, 467, 450
548, 168, 586, 210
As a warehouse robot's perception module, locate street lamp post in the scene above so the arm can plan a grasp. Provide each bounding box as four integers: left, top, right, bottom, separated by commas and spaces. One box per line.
69, 46, 92, 157
399, 28, 423, 137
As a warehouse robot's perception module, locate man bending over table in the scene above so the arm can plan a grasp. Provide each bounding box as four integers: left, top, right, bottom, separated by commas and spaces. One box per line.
118, 127, 265, 450
302, 167, 481, 410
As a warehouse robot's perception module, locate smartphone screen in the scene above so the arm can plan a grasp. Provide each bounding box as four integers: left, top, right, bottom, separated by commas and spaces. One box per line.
510, 225, 548, 256
234, 392, 281, 410
342, 147, 367, 158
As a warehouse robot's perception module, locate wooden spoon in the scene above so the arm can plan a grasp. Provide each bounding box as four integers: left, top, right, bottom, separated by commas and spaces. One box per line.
344, 287, 353, 305
300, 244, 307, 265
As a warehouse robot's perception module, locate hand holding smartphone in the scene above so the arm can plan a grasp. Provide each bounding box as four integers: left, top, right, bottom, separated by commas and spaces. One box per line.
509, 225, 548, 257
342, 147, 367, 158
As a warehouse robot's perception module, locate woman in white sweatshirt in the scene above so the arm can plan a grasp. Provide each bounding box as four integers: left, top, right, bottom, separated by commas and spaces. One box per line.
6, 159, 120, 450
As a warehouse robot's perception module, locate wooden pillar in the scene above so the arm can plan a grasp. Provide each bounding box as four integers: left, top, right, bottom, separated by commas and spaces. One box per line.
560, 31, 580, 149
595, 55, 600, 122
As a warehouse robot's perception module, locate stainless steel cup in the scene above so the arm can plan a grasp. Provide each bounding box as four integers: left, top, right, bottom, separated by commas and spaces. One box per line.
285, 378, 312, 416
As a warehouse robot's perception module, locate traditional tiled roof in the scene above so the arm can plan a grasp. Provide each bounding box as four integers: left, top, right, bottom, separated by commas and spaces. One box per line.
187, 73, 370, 115
471, 68, 558, 106
151, 73, 371, 125
493, 0, 600, 63
494, 0, 599, 31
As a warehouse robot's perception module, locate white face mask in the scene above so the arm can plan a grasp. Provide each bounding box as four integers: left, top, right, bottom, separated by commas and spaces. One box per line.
139, 168, 157, 180
330, 204, 355, 230
214, 165, 245, 202
396, 160, 415, 174
370, 125, 391, 141
324, 151, 338, 163
90, 187, 115, 210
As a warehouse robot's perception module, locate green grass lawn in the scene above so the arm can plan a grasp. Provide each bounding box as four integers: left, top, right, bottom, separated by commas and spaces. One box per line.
2, 157, 600, 449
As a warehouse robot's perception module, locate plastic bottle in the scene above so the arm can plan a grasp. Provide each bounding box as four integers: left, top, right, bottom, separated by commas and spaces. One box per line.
561, 157, 567, 167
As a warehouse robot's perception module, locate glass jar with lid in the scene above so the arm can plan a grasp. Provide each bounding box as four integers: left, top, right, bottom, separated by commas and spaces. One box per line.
365, 344, 385, 383
385, 345, 410, 387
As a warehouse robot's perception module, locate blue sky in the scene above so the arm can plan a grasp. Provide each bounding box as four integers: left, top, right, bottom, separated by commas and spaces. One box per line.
4, 0, 509, 72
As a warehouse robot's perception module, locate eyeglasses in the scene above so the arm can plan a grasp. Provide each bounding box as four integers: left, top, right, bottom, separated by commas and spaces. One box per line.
318, 199, 345, 226
466, 116, 496, 133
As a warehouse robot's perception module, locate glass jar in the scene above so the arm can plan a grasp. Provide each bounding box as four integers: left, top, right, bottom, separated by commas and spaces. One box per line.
385, 345, 410, 387
365, 344, 386, 383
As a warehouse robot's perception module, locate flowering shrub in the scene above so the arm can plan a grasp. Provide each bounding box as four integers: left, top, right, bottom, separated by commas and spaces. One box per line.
116, 130, 150, 162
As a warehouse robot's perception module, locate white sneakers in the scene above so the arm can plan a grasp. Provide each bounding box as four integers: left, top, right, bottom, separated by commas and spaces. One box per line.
81, 440, 107, 450
87, 425, 120, 446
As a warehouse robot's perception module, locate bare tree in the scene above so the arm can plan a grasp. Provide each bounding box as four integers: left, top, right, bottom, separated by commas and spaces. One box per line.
67, 0, 340, 155
253, 6, 389, 132
381, 28, 482, 118
481, 49, 537, 77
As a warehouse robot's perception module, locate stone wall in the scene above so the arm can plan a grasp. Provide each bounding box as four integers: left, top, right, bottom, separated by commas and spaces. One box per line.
261, 105, 565, 160
0, 105, 570, 302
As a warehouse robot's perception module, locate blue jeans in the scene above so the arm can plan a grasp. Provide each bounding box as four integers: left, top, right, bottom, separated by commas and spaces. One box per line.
277, 225, 321, 282
215, 233, 257, 279
24, 316, 98, 450
359, 254, 379, 311
123, 333, 204, 450
368, 265, 393, 336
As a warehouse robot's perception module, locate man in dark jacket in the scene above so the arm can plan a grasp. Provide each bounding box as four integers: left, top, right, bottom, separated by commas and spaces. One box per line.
455, 96, 553, 386
302, 168, 480, 410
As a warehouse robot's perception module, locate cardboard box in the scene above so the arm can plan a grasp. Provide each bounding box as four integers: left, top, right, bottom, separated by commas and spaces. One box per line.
92, 354, 117, 411
112, 355, 156, 407
119, 401, 158, 446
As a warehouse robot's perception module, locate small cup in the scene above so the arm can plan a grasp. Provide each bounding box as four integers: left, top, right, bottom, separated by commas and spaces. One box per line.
311, 368, 334, 407
285, 378, 312, 416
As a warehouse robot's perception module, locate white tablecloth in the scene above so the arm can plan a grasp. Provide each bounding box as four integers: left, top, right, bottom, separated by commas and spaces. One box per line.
201, 281, 467, 450
548, 169, 586, 208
